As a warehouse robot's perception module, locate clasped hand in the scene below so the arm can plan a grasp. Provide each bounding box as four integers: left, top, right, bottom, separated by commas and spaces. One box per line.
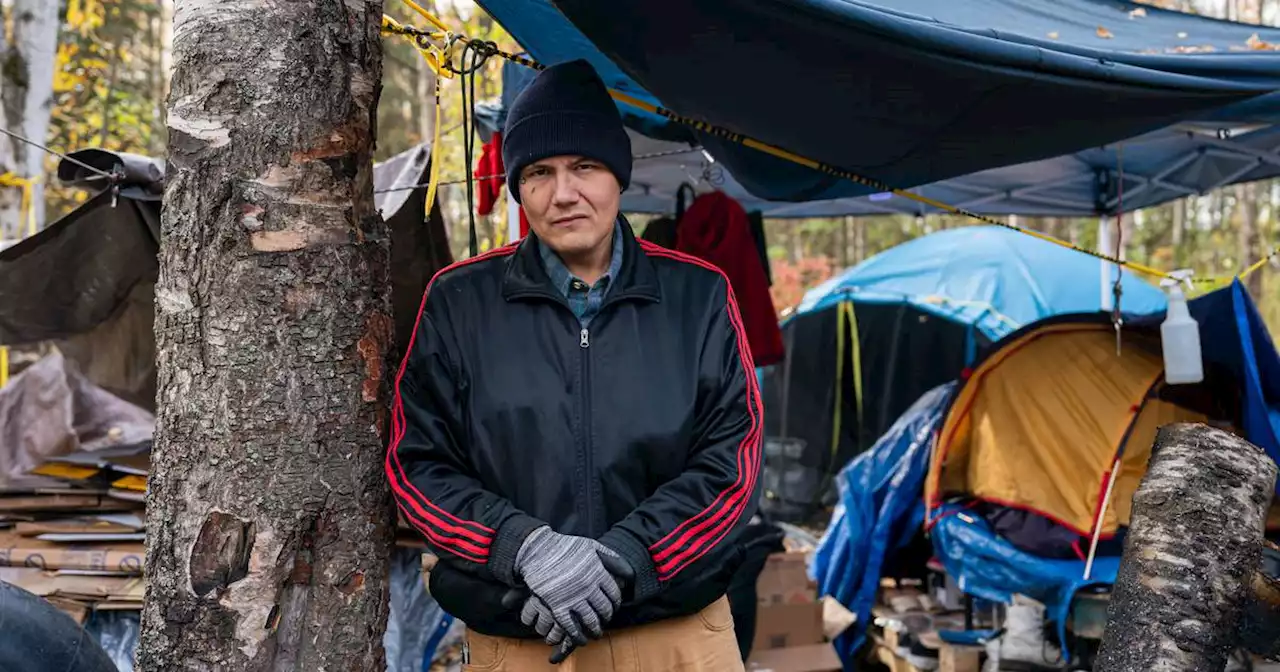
505, 526, 634, 664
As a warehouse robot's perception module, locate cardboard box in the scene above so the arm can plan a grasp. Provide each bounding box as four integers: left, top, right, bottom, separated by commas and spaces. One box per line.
756, 551, 815, 605
747, 643, 842, 672
0, 531, 144, 573
753, 601, 824, 651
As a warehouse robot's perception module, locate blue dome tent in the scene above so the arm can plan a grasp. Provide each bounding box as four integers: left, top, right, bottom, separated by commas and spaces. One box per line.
758, 226, 1167, 522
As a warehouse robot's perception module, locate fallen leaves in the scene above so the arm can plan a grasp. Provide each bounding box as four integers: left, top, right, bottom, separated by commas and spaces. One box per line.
1129, 7, 1147, 18
1097, 25, 1114, 39
1247, 33, 1280, 50
1047, 31, 1060, 39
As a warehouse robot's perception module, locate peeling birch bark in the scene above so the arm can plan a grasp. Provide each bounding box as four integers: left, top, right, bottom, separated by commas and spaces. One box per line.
1096, 423, 1278, 672
137, 0, 393, 670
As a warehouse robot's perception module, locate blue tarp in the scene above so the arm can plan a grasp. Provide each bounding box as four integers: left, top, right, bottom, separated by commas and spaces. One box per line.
476, 0, 1280, 203
793, 226, 1168, 341
1142, 279, 1280, 468
812, 382, 954, 664
482, 58, 1280, 218
811, 280, 1280, 667
930, 505, 1120, 653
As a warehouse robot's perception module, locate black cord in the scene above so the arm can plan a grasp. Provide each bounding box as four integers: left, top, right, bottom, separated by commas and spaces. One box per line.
459, 44, 480, 258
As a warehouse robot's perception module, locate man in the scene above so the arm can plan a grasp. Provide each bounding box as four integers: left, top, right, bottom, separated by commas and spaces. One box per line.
387, 59, 762, 671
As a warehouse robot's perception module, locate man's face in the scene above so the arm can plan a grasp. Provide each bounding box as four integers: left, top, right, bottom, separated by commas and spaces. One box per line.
519, 155, 620, 259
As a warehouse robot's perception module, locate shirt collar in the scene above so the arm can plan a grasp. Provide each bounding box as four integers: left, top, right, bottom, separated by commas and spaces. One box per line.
539, 219, 625, 296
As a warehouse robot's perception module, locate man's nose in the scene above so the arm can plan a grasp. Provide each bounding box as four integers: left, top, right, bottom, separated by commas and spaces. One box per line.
551, 171, 580, 206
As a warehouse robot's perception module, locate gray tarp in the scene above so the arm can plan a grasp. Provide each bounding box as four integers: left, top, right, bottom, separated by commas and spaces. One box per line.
0, 145, 451, 410
0, 351, 152, 484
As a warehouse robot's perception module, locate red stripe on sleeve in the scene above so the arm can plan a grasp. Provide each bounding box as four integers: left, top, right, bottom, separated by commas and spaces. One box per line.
384, 244, 519, 561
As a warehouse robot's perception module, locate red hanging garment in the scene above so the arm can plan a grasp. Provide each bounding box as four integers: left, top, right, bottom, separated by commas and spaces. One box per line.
474, 131, 531, 240
475, 131, 505, 217
676, 191, 784, 366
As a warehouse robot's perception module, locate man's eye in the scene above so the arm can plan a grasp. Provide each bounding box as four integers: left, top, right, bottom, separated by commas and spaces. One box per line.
575, 163, 599, 171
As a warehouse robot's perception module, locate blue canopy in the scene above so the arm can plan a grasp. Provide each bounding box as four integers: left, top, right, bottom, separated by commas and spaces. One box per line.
481, 47, 1280, 218
793, 226, 1168, 341
476, 0, 1280, 203
616, 119, 1280, 218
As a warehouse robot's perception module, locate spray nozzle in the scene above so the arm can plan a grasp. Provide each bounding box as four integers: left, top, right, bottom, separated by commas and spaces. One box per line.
1161, 269, 1195, 292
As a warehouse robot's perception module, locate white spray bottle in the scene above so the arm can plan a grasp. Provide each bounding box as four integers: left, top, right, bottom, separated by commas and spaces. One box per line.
1160, 270, 1203, 385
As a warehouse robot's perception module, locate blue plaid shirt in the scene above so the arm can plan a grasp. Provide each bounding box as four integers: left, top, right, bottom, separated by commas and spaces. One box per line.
539, 221, 624, 327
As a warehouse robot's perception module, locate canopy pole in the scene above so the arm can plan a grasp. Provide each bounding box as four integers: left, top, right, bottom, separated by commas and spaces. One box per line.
1098, 215, 1114, 312
1083, 457, 1121, 580
506, 186, 521, 242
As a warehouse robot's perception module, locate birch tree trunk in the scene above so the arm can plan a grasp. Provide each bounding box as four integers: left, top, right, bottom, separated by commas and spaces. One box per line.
0, 0, 59, 239
1096, 423, 1278, 672
137, 0, 393, 670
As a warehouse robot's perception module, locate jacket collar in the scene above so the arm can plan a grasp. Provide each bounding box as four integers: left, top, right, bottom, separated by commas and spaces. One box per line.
502, 215, 661, 305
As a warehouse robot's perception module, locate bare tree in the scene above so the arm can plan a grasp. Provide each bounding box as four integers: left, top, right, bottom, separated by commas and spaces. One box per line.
138, 0, 394, 669
0, 0, 59, 238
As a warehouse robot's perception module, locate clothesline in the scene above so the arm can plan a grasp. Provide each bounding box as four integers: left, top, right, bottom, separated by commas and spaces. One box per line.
374, 145, 703, 194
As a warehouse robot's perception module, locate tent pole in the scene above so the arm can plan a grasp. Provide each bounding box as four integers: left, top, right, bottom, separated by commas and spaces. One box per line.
1083, 457, 1122, 580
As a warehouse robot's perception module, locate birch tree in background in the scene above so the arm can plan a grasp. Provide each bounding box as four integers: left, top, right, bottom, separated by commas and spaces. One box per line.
0, 0, 59, 239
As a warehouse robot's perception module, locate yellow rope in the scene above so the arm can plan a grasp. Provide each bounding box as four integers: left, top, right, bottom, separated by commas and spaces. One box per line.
386, 4, 1272, 289
0, 172, 38, 389
0, 173, 38, 238
843, 301, 864, 430
1238, 246, 1280, 281
831, 300, 845, 461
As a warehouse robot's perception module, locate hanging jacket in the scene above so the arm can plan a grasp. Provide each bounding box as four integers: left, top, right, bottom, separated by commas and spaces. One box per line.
474, 131, 532, 239
474, 132, 505, 217
387, 221, 763, 638
677, 192, 785, 366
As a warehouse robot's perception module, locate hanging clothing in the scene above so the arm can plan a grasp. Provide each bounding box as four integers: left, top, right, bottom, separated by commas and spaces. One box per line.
475, 132, 506, 217
745, 210, 772, 286
677, 192, 785, 366
474, 131, 532, 240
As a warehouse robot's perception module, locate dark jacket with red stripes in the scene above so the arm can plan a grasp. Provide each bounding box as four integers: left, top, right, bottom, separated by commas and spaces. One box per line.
386, 221, 763, 637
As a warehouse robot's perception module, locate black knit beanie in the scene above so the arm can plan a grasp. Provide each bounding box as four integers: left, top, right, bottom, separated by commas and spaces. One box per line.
503, 59, 632, 203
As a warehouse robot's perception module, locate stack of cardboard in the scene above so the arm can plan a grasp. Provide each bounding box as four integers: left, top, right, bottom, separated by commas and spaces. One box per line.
0, 444, 148, 623
747, 550, 843, 672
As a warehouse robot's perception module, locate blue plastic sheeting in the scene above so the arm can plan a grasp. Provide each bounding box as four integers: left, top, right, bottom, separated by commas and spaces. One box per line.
1134, 280, 1280, 476
475, 0, 1280, 203
812, 382, 954, 665
930, 505, 1120, 652
793, 226, 1168, 341
481, 58, 1280, 218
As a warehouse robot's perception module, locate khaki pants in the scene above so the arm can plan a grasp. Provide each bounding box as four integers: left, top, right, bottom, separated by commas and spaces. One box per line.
462, 595, 744, 672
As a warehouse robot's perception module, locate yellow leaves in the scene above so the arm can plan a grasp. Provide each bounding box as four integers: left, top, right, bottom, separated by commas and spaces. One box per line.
1246, 33, 1280, 51
1047, 31, 1060, 40
1128, 7, 1147, 18
66, 0, 107, 36
1097, 26, 1114, 39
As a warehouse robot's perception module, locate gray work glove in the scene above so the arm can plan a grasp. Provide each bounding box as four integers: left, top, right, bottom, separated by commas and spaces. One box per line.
512, 526, 634, 649
501, 591, 575, 663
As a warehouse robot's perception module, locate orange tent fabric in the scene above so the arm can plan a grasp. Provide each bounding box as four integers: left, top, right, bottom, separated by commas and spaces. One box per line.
928, 324, 1207, 535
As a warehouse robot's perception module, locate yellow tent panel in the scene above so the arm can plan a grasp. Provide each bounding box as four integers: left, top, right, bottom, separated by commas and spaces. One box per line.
928, 323, 1207, 536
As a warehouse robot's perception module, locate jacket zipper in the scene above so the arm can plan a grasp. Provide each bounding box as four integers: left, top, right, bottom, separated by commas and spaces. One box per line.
579, 325, 595, 535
